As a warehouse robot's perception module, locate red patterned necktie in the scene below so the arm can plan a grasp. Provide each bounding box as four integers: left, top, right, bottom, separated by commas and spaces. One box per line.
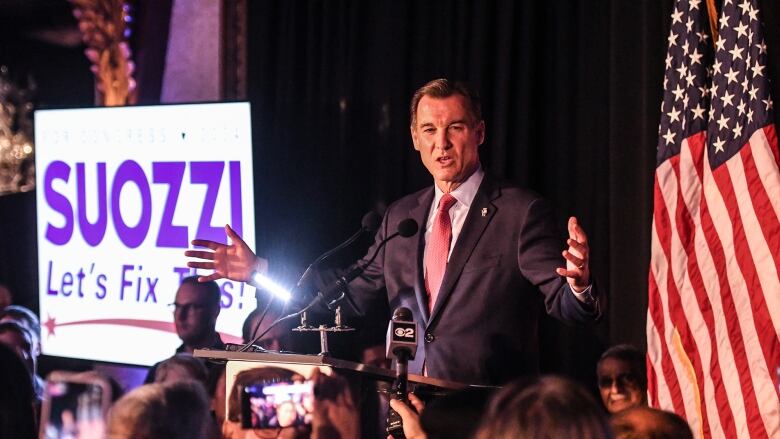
425, 193, 457, 312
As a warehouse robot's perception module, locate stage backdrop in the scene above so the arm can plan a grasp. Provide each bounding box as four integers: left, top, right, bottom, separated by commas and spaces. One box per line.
34, 102, 256, 366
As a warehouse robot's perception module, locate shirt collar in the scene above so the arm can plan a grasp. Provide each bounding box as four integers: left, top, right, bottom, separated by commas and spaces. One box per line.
433, 165, 484, 209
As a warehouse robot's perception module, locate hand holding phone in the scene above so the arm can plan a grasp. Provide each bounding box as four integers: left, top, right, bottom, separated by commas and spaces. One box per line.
39, 371, 112, 439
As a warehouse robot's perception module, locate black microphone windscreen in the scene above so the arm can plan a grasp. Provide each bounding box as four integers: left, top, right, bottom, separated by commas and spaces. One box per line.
393, 306, 413, 321
361, 211, 383, 233
397, 219, 419, 237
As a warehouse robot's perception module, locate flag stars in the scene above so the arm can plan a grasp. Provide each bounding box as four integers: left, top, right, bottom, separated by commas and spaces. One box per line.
747, 108, 754, 123
725, 67, 740, 84
716, 37, 727, 51
689, 48, 703, 65
734, 22, 749, 39
689, 0, 701, 11
668, 106, 682, 123
673, 84, 686, 101
686, 17, 694, 32
719, 14, 730, 29
662, 128, 676, 146
668, 32, 679, 47
729, 45, 745, 61
713, 136, 726, 153
763, 97, 774, 111
722, 90, 735, 107
710, 83, 719, 97
748, 6, 759, 22
666, 53, 674, 69
717, 113, 730, 131
685, 71, 697, 87
738, 1, 751, 14
756, 39, 767, 54
712, 59, 723, 74
692, 103, 706, 120
748, 85, 759, 100
696, 31, 709, 42
737, 100, 746, 116
682, 41, 690, 55
732, 123, 743, 138
751, 62, 765, 77
671, 9, 683, 24
676, 64, 688, 78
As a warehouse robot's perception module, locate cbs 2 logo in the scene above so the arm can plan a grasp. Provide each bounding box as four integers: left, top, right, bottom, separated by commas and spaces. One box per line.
394, 327, 415, 338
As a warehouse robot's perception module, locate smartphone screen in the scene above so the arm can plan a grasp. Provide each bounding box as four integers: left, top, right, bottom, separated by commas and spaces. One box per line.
40, 372, 110, 439
241, 380, 314, 429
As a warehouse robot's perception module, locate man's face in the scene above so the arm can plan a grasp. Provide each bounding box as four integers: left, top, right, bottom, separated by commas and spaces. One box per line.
597, 357, 646, 414
411, 94, 485, 192
173, 283, 218, 346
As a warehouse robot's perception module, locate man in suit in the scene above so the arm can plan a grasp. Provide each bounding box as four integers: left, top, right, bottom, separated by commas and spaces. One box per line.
185, 78, 603, 385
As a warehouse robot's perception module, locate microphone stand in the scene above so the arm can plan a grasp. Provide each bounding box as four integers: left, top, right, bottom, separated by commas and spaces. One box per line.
238, 231, 399, 353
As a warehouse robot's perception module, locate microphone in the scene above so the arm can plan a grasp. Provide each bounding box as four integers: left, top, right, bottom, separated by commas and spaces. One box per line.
386, 307, 418, 438
296, 211, 382, 289
316, 218, 418, 312
239, 219, 419, 352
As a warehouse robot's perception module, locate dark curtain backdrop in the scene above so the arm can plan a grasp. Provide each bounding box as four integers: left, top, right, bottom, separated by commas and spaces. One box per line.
2, 0, 780, 385
243, 0, 780, 383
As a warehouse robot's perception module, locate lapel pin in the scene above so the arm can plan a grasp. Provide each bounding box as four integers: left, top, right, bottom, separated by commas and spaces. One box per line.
481, 207, 488, 217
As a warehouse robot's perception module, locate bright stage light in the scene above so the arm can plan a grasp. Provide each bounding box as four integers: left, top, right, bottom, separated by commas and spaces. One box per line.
251, 271, 292, 302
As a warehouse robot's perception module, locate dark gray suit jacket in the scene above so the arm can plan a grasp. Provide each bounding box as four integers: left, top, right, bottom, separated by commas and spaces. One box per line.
348, 176, 604, 385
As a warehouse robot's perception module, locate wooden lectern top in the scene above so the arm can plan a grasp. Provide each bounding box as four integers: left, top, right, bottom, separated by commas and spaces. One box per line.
193, 348, 469, 390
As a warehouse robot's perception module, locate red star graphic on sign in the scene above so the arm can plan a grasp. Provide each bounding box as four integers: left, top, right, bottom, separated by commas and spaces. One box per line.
44, 315, 56, 337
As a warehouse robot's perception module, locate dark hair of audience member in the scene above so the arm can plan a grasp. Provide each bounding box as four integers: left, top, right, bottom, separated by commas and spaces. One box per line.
0, 320, 34, 371
180, 275, 221, 307
1, 305, 41, 339
419, 386, 494, 439
154, 353, 209, 387
474, 375, 612, 439
611, 406, 693, 439
106, 380, 214, 439
0, 343, 37, 439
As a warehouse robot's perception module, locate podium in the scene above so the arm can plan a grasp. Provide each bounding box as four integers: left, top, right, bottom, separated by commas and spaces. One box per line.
194, 348, 469, 437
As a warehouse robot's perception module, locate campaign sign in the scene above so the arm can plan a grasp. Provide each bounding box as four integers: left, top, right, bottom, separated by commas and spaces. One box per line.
34, 103, 256, 366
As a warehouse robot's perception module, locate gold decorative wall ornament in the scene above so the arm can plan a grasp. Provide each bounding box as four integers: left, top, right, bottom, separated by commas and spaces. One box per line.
70, 0, 137, 106
0, 66, 35, 195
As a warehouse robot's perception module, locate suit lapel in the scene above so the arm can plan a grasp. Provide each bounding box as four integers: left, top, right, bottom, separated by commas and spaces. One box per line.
428, 177, 499, 326
409, 187, 434, 325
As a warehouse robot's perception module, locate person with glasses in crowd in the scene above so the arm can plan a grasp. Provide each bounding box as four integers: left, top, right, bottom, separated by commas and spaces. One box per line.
144, 276, 225, 383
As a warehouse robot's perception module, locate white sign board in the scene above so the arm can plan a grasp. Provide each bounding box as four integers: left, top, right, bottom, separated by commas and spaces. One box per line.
35, 102, 256, 366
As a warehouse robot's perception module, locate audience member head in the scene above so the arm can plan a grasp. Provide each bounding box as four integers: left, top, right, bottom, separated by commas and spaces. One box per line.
241, 304, 290, 351
0, 343, 37, 439
106, 380, 214, 439
597, 344, 647, 414
611, 406, 693, 439
207, 365, 227, 426
0, 284, 12, 308
154, 353, 209, 388
417, 386, 493, 439
172, 276, 221, 352
474, 375, 612, 439
0, 320, 35, 374
1, 304, 41, 358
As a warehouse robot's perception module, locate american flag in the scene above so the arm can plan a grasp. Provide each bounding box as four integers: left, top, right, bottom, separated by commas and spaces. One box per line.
648, 0, 780, 437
